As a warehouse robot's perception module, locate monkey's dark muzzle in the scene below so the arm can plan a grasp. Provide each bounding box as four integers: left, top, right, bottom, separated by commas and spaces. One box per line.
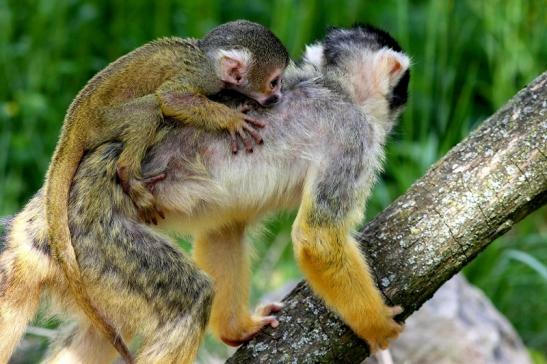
262, 95, 280, 106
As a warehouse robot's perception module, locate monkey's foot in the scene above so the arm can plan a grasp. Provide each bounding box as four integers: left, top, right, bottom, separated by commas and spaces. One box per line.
116, 165, 166, 225
359, 305, 404, 353
220, 302, 284, 347
227, 106, 265, 154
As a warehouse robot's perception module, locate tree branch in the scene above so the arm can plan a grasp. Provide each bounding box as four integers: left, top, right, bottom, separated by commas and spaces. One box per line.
226, 71, 547, 363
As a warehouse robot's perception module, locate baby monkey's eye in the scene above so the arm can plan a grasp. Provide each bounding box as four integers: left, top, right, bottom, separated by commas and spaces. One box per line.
270, 77, 280, 89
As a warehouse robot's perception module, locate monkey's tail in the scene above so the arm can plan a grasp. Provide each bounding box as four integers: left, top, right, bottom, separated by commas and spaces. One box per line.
45, 132, 134, 364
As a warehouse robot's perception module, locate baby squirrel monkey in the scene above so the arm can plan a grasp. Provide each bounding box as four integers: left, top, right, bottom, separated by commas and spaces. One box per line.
44, 20, 288, 363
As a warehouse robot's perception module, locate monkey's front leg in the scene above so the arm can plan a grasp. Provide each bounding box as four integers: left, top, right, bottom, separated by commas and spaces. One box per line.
193, 224, 282, 346
291, 195, 403, 352
156, 87, 265, 153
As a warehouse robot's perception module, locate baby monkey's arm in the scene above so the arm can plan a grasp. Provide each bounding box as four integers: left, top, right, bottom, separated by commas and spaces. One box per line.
156, 80, 265, 153
110, 81, 264, 223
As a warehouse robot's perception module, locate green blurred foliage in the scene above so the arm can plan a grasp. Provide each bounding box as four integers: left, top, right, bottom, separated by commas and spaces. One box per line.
1, 0, 546, 360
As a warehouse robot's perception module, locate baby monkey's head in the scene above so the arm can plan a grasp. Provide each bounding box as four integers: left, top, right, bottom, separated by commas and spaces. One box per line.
304, 24, 411, 131
200, 20, 290, 107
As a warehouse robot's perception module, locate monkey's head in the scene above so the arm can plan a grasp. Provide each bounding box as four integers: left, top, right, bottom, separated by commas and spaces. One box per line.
199, 20, 290, 107
304, 24, 411, 130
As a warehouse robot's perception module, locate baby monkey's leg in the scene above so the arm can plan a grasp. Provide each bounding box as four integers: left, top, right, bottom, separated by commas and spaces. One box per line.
291, 185, 403, 352
101, 95, 165, 224
193, 224, 282, 346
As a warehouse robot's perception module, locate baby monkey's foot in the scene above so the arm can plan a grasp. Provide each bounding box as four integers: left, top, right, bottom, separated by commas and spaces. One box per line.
363, 305, 404, 353
228, 104, 265, 154
116, 165, 166, 225
220, 302, 284, 347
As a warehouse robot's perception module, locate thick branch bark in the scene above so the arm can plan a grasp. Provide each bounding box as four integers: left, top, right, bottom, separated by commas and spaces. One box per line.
227, 72, 547, 363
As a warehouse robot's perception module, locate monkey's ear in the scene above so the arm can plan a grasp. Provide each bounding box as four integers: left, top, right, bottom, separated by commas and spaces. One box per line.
303, 43, 325, 68
375, 48, 410, 90
217, 49, 252, 86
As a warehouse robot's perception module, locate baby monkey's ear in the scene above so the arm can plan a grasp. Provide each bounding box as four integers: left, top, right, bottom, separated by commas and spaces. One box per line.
374, 48, 410, 92
217, 49, 253, 86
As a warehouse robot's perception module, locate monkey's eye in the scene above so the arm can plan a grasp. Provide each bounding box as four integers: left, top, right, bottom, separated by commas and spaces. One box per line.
270, 77, 280, 89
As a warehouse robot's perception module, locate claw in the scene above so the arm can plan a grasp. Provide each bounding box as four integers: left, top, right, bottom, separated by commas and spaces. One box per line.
243, 124, 263, 144
116, 165, 131, 194
237, 128, 253, 153
229, 130, 239, 154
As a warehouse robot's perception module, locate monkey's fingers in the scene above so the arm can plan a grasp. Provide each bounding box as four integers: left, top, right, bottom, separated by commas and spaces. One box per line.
255, 302, 284, 316
139, 210, 157, 225
136, 203, 164, 225
376, 322, 403, 351
238, 104, 251, 113
143, 173, 167, 193
390, 305, 404, 317
116, 165, 131, 194
243, 124, 263, 145
262, 315, 279, 328
229, 130, 239, 154
244, 115, 266, 128
237, 128, 254, 153
149, 211, 158, 225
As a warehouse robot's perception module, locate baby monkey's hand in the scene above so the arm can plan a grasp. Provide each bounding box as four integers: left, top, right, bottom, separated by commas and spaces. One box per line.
227, 103, 265, 154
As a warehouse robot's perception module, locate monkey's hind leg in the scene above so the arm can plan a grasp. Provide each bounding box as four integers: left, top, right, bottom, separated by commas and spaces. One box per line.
137, 304, 206, 364
135, 274, 212, 364
291, 183, 403, 352
99, 223, 214, 364
101, 95, 165, 225
193, 224, 282, 347
42, 322, 120, 364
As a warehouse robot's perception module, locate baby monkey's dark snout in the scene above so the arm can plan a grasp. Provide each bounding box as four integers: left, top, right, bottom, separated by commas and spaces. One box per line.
262, 94, 280, 106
